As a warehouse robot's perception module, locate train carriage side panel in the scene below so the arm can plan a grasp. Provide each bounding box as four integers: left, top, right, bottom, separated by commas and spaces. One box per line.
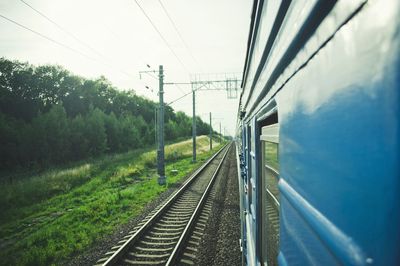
274, 1, 400, 265
238, 0, 399, 265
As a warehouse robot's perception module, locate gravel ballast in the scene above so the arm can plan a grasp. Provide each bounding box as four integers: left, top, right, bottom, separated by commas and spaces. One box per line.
194, 144, 241, 266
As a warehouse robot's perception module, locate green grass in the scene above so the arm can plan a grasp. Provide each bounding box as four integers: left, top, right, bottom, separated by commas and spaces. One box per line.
264, 142, 279, 171
0, 136, 224, 266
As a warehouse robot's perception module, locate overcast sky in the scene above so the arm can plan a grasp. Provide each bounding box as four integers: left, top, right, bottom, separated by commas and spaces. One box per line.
0, 0, 252, 136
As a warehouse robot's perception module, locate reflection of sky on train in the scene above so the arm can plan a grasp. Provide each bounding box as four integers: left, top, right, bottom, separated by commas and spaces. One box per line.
240, 1, 399, 124
0, 0, 252, 136
273, 3, 399, 265
276, 0, 399, 119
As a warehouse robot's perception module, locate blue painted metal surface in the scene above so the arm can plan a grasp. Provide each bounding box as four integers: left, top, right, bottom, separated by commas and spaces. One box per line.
237, 0, 399, 265
276, 1, 400, 264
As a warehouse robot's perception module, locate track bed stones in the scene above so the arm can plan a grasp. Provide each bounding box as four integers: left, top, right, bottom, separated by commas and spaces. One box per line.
191, 145, 241, 266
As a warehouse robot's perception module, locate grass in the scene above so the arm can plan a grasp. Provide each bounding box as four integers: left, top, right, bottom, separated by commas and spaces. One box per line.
0, 136, 225, 266
264, 142, 279, 171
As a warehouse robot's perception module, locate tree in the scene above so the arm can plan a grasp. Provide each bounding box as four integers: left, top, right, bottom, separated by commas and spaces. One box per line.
42, 105, 70, 163
70, 115, 89, 160
84, 108, 107, 156
104, 112, 121, 152
118, 118, 131, 151
0, 113, 19, 168
165, 120, 178, 141
0, 58, 212, 170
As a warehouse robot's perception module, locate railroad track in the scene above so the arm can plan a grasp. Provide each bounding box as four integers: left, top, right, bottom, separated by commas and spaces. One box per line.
95, 143, 231, 266
265, 167, 280, 266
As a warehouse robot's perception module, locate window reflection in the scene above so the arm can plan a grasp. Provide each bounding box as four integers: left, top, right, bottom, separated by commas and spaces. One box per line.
265, 142, 279, 171
261, 127, 280, 266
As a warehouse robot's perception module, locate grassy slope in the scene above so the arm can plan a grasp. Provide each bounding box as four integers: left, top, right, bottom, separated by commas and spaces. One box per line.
0, 136, 223, 266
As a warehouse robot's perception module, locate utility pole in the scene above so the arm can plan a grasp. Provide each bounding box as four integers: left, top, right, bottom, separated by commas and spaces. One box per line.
209, 112, 212, 150
154, 107, 157, 149
165, 73, 241, 163
219, 122, 222, 143
157, 65, 166, 185
192, 86, 196, 162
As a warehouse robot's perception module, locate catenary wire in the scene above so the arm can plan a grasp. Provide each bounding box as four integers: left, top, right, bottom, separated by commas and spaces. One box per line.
133, 0, 190, 75
157, 0, 202, 72
0, 13, 135, 79
19, 0, 135, 78
0, 13, 95, 61
20, 0, 104, 59
168, 90, 192, 105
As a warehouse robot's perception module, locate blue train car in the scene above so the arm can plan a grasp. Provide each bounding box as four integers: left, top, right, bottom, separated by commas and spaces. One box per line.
236, 0, 399, 265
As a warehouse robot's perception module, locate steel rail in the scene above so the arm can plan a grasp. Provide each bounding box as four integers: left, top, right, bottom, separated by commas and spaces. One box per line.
166, 143, 232, 265
101, 143, 229, 266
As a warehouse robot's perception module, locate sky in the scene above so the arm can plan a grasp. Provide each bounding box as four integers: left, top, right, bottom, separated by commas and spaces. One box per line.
0, 0, 252, 136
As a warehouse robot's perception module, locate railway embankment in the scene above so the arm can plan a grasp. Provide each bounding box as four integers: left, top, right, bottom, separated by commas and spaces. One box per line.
89, 144, 241, 266
0, 136, 223, 266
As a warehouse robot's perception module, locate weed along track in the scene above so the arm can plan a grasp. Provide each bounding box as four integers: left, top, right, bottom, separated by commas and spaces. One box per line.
95, 143, 231, 266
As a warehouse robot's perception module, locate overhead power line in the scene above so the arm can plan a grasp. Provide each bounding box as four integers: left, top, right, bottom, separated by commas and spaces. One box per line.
133, 0, 190, 74
100, 20, 152, 73
0, 13, 95, 61
19, 0, 134, 78
168, 90, 192, 105
157, 0, 202, 71
19, 0, 103, 59
0, 13, 132, 78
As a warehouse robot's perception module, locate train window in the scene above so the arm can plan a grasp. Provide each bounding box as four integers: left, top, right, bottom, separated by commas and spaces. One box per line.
260, 123, 279, 266
247, 125, 253, 214
265, 142, 279, 172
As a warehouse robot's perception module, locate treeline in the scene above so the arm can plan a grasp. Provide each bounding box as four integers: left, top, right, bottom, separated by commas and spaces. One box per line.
0, 58, 211, 170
